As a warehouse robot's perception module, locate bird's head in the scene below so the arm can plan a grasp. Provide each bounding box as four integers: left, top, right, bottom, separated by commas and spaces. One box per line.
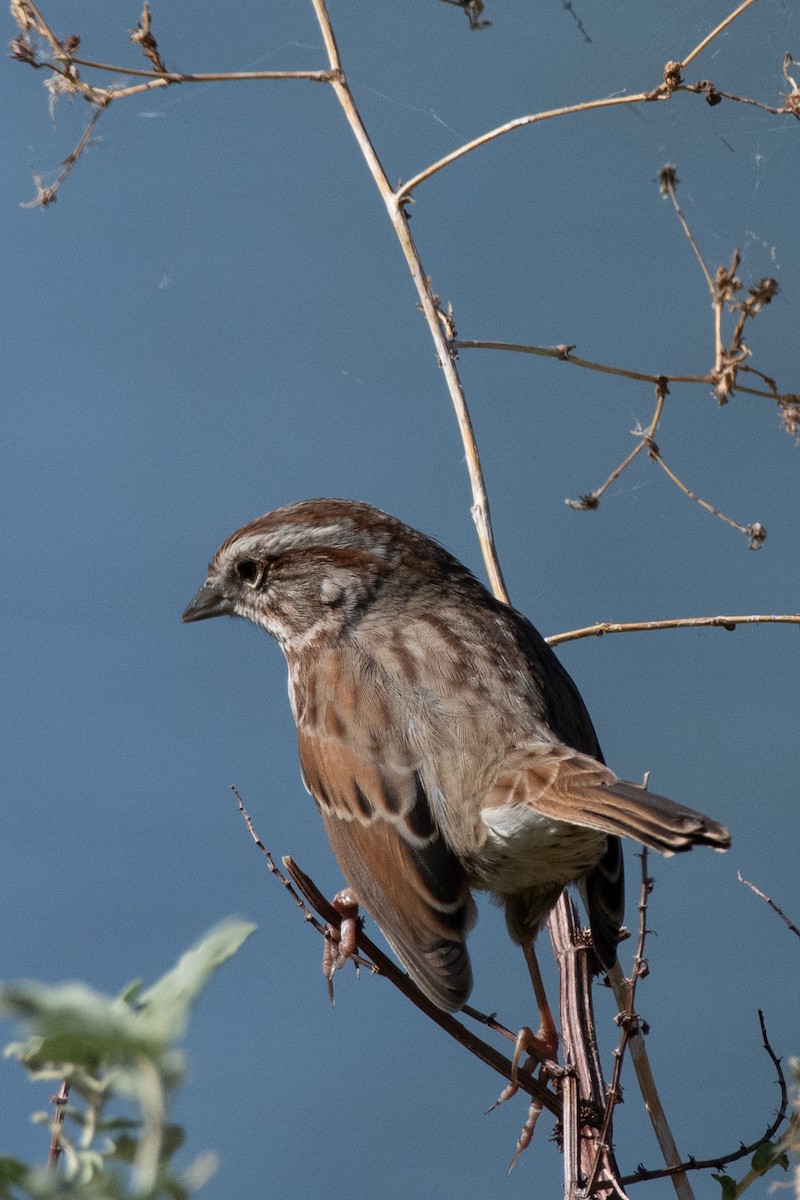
182, 498, 442, 650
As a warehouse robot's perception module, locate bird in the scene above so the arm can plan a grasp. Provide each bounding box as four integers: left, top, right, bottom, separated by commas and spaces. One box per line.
182, 498, 730, 1052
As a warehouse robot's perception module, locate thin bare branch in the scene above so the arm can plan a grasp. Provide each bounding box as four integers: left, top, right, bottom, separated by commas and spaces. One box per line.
455, 340, 797, 405
658, 165, 714, 295
396, 0, 777, 199
309, 0, 510, 602
21, 105, 105, 209
647, 445, 765, 547
71, 60, 335, 82
396, 92, 656, 200
680, 0, 760, 71
607, 965, 696, 1198
546, 612, 800, 647
565, 441, 646, 512
566, 379, 668, 511
456, 340, 708, 387
738, 873, 800, 940
687, 84, 789, 117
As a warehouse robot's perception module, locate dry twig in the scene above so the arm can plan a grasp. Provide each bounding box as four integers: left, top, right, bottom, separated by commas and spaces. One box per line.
738, 873, 800, 940
546, 612, 800, 648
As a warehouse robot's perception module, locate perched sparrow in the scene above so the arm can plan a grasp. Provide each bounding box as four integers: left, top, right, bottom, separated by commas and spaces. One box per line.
183, 499, 729, 1035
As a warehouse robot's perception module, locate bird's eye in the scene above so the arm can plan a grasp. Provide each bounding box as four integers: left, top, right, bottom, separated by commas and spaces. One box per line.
236, 559, 262, 586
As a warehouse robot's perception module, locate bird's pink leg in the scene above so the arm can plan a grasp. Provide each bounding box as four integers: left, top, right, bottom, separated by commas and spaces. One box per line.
487, 940, 559, 1162
521, 940, 559, 1062
321, 888, 359, 990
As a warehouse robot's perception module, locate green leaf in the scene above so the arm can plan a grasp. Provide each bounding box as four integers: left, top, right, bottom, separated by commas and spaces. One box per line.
136, 920, 256, 1040
750, 1139, 790, 1175
0, 920, 256, 1077
0, 1156, 28, 1188
0, 980, 167, 1069
712, 1172, 738, 1200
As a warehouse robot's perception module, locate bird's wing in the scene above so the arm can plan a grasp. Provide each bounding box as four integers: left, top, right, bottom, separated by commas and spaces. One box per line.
294, 649, 477, 1014
485, 741, 730, 855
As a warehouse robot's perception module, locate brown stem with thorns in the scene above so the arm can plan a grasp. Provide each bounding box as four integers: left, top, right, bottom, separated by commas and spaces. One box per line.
46, 1080, 69, 1169
549, 897, 629, 1200
584, 854, 682, 1200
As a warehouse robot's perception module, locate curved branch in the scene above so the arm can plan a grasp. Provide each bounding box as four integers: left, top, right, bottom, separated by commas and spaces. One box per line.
396, 92, 657, 200
621, 1011, 788, 1185
395, 0, 769, 200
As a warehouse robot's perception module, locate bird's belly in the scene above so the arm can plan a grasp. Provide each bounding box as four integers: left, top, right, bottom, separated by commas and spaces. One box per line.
473, 806, 607, 892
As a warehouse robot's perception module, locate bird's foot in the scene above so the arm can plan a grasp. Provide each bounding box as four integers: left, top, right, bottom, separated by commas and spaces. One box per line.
507, 1095, 544, 1173
486, 1024, 559, 1113
486, 1024, 560, 1167
322, 888, 360, 1003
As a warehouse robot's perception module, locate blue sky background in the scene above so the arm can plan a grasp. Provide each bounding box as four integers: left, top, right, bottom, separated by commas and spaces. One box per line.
3, 1, 798, 1197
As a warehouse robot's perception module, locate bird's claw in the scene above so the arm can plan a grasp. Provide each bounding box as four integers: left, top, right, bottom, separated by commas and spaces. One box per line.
322, 888, 359, 1002
486, 1024, 559, 1167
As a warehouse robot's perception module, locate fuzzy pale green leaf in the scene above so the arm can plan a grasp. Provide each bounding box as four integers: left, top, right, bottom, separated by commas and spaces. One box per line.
135, 920, 256, 1039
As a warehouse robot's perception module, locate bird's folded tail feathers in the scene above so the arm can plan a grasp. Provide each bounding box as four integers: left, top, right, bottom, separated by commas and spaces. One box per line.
500, 742, 730, 857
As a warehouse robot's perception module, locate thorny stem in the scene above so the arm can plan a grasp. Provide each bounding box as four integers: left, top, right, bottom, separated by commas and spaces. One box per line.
584, 855, 692, 1200
46, 1080, 69, 1169
549, 897, 629, 1199
233, 787, 559, 1116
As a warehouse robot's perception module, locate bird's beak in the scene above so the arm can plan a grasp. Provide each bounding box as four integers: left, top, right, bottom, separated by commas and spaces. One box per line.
182, 583, 234, 623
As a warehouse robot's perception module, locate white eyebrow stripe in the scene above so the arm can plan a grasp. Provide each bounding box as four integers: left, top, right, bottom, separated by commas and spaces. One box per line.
220, 521, 393, 564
